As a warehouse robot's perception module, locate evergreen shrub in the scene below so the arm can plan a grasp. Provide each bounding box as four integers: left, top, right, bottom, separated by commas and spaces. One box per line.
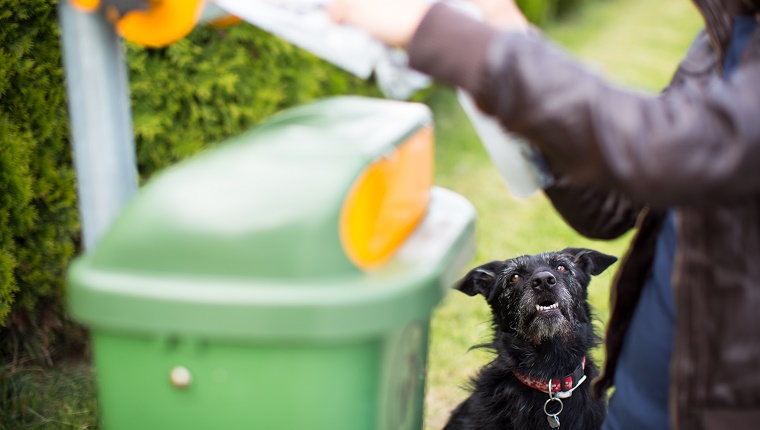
0, 0, 80, 362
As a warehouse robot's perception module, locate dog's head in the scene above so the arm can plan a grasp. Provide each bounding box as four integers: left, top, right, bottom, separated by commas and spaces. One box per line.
456, 248, 617, 345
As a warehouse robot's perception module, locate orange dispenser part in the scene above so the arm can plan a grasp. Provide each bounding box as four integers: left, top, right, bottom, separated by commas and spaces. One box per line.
207, 15, 243, 29
70, 0, 101, 12
340, 127, 434, 270
116, 0, 205, 47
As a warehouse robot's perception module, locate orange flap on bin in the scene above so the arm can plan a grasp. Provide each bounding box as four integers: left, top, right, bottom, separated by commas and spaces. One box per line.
68, 0, 204, 47
116, 0, 205, 47
70, 0, 100, 12
340, 127, 434, 270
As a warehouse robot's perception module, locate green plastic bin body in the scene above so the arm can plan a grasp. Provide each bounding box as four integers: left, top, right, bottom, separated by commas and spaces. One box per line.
67, 97, 475, 430
89, 321, 428, 429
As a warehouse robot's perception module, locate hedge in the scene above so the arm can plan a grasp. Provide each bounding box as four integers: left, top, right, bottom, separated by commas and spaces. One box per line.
0, 1, 80, 362
0, 0, 379, 362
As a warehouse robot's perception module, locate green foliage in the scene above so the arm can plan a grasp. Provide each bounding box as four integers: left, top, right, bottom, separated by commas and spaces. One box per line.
0, 0, 80, 362
127, 26, 380, 179
0, 362, 98, 429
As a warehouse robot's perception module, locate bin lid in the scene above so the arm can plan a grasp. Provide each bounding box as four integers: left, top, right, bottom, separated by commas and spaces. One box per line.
67, 97, 476, 341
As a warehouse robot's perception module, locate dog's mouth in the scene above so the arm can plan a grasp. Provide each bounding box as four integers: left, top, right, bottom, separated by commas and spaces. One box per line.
535, 300, 560, 313
514, 296, 573, 344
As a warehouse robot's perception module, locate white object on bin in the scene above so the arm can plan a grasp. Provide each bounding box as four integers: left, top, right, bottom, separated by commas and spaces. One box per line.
457, 90, 554, 197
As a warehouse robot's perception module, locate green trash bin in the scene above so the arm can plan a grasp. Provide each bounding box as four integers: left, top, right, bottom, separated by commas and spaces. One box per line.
67, 96, 475, 430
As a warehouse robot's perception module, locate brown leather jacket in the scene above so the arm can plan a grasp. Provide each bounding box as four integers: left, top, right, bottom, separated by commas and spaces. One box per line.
407, 1, 760, 429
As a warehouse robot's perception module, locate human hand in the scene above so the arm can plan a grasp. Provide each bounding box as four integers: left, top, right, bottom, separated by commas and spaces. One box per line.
468, 0, 529, 31
327, 0, 432, 47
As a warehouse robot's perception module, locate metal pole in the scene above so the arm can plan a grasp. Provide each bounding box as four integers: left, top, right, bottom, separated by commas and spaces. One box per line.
58, 2, 138, 252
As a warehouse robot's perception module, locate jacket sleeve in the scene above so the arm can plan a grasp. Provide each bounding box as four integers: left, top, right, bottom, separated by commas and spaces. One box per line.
408, 4, 760, 207
544, 178, 641, 240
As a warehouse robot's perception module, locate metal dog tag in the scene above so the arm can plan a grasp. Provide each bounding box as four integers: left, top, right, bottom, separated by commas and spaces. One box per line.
544, 396, 563, 428
547, 414, 560, 428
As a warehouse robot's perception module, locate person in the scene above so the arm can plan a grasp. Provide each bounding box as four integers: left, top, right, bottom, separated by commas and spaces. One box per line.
329, 0, 760, 429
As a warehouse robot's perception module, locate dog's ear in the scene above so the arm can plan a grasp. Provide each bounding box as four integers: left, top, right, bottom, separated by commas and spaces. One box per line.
456, 261, 502, 298
561, 248, 618, 276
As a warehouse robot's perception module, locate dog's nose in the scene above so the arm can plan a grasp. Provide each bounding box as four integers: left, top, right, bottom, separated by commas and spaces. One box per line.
531, 271, 557, 290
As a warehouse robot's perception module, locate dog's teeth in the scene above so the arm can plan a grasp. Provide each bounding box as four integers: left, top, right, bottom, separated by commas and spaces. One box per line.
536, 302, 560, 312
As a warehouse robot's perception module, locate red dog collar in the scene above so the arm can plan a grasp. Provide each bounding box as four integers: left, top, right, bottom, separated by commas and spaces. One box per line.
514, 356, 586, 395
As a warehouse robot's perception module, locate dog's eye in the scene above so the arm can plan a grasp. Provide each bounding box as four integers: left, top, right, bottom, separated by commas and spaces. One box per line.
556, 265, 568, 273
510, 274, 521, 283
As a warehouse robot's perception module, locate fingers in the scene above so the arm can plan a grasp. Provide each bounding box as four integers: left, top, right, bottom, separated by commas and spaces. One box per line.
326, 0, 431, 47
326, 0, 349, 24
467, 0, 528, 31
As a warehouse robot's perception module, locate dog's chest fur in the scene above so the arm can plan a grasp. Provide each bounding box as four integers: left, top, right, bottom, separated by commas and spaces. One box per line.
446, 355, 605, 429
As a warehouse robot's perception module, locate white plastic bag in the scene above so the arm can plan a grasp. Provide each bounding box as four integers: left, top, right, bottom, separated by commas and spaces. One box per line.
457, 90, 553, 197
214, 0, 430, 99
213, 0, 553, 196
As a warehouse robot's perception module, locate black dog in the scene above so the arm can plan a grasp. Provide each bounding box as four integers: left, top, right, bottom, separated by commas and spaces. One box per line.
444, 248, 617, 430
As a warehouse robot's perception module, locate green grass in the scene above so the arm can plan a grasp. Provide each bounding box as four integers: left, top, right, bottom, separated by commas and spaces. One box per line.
423, 0, 702, 428
0, 362, 97, 429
